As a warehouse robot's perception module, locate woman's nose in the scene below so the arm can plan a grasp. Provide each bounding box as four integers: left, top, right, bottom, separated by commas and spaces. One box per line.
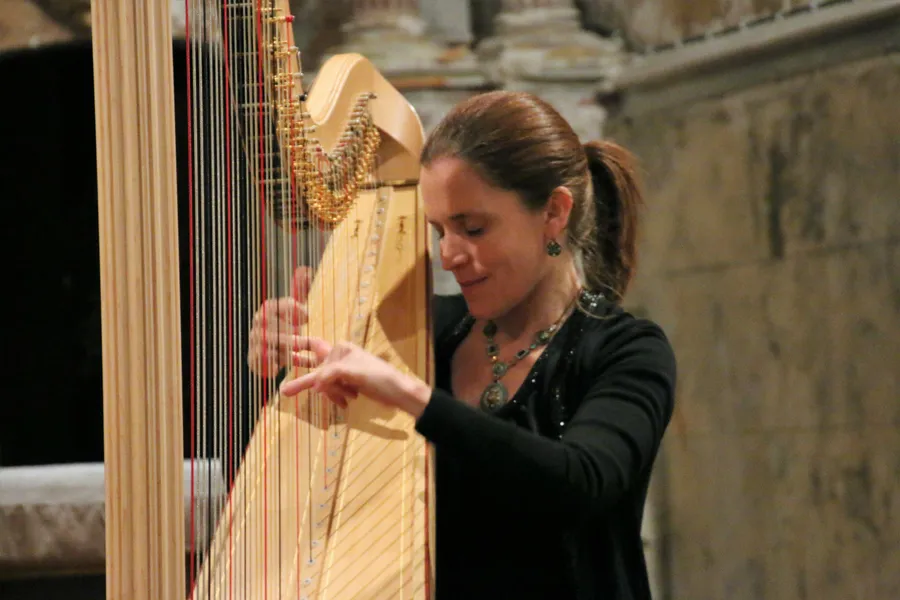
440, 236, 468, 271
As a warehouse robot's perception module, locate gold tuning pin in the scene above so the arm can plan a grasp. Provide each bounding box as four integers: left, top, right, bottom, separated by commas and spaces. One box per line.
273, 45, 298, 58
267, 14, 294, 24
277, 100, 300, 113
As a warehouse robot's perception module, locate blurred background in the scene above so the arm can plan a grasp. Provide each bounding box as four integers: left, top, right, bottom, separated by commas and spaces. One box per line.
0, 0, 897, 598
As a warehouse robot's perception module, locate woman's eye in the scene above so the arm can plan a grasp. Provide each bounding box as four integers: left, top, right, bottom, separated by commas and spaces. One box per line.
465, 227, 484, 237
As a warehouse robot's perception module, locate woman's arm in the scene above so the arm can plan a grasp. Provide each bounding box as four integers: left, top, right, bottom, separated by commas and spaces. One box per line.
279, 316, 675, 523
415, 321, 676, 523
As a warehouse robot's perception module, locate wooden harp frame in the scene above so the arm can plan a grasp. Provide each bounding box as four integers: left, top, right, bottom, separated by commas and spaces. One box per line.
91, 1, 436, 598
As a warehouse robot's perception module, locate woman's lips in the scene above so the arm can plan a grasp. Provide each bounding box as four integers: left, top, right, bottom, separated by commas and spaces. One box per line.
457, 276, 487, 289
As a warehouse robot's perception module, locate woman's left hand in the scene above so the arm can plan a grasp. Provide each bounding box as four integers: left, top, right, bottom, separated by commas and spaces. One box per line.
279, 338, 432, 419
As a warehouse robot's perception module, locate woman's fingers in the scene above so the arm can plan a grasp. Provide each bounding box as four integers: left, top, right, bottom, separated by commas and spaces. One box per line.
253, 298, 308, 329
315, 383, 354, 409
287, 336, 333, 361
249, 331, 298, 362
318, 378, 359, 399
280, 371, 316, 396
280, 356, 357, 403
281, 298, 308, 327
250, 334, 334, 381
292, 266, 312, 303
248, 332, 307, 376
291, 351, 319, 369
314, 378, 359, 410
279, 359, 342, 394
246, 275, 312, 377
309, 363, 359, 404
251, 325, 316, 353
279, 368, 354, 398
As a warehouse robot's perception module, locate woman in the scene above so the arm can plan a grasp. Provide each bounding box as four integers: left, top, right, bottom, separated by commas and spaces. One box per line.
249, 91, 676, 599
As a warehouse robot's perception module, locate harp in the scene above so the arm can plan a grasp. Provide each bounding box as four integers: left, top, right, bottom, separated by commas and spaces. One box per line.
91, 1, 435, 598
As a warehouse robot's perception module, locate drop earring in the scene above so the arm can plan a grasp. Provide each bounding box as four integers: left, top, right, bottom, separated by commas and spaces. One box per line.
546, 239, 562, 256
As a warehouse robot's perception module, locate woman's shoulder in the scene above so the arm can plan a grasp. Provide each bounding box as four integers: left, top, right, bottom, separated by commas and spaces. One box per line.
431, 293, 469, 341
570, 293, 676, 380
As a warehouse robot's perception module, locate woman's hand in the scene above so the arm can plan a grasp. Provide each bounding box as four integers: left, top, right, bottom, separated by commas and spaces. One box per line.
247, 266, 311, 377
279, 337, 432, 419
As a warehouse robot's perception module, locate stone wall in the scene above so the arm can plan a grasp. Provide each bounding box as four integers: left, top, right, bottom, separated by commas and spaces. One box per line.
606, 46, 900, 600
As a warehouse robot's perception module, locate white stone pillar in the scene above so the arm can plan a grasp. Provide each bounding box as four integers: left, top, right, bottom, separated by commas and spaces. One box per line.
419, 0, 473, 46
477, 0, 628, 142
321, 0, 483, 87
480, 0, 626, 88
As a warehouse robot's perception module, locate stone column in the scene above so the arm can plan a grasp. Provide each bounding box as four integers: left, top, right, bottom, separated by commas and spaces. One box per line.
321, 0, 484, 89
478, 0, 628, 142
480, 0, 626, 86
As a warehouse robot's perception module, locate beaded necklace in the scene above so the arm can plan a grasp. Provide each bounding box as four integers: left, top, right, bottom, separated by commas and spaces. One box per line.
478, 291, 579, 412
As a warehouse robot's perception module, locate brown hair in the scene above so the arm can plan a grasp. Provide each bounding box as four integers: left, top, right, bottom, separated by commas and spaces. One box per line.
420, 90, 644, 302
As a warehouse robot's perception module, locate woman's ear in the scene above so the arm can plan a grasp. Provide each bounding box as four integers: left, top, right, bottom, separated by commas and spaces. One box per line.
544, 186, 574, 241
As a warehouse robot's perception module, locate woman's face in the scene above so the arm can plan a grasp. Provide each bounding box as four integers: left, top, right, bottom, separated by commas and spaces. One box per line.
421, 157, 564, 320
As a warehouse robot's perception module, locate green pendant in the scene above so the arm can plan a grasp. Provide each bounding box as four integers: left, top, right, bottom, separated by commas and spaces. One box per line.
480, 381, 509, 412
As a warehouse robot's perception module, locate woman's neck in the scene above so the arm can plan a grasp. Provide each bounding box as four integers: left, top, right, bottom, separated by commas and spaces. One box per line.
490, 261, 581, 342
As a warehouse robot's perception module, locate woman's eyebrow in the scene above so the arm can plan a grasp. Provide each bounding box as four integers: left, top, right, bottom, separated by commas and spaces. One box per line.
449, 211, 490, 221
426, 211, 491, 226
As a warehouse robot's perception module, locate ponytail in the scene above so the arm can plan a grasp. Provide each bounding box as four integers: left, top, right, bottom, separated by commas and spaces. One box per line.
581, 140, 644, 302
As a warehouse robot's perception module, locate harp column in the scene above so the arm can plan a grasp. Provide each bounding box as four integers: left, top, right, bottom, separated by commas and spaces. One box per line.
477, 0, 626, 139
90, 0, 185, 598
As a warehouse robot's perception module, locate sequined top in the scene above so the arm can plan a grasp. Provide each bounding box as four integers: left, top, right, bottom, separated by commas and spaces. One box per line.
414, 292, 677, 600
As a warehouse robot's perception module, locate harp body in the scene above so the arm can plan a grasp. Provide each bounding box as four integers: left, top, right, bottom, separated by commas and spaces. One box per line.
91, 1, 435, 598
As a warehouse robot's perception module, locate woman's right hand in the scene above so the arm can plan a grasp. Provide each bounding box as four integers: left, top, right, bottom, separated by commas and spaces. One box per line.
247, 266, 311, 378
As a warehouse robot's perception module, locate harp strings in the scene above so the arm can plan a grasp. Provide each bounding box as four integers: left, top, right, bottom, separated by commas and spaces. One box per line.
185, 0, 256, 593
186, 0, 316, 595
188, 0, 212, 592
214, 6, 227, 595
186, 2, 427, 598
223, 0, 241, 592
185, 0, 193, 587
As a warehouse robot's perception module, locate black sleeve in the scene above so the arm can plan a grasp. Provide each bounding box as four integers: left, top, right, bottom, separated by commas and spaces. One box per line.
414, 320, 676, 523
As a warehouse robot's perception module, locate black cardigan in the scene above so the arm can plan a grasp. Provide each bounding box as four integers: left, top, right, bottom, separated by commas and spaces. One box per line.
414, 293, 677, 600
